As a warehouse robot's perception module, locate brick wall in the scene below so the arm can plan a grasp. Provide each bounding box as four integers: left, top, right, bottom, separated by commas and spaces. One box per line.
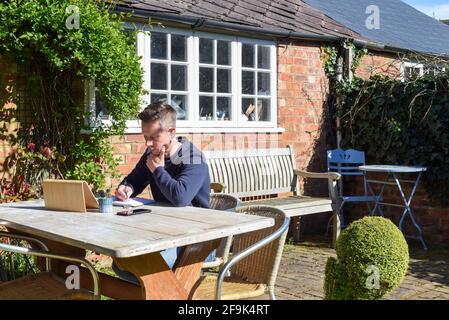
356, 51, 402, 79
110, 132, 282, 187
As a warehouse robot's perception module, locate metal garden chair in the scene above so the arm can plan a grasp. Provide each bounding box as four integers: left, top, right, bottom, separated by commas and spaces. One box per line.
193, 205, 290, 300
327, 149, 382, 229
202, 193, 241, 269
0, 231, 100, 300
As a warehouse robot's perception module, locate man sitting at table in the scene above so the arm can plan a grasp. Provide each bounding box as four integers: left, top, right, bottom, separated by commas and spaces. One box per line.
113, 101, 211, 282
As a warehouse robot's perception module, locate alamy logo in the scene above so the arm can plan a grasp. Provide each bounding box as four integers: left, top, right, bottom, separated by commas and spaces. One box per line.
66, 5, 80, 30
65, 265, 80, 290
365, 264, 380, 290
365, 5, 380, 30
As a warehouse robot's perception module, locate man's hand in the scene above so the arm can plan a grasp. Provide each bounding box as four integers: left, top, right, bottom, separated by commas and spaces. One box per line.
146, 146, 166, 173
115, 184, 133, 201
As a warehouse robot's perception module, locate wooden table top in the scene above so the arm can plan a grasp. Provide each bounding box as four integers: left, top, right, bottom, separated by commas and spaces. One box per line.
0, 200, 273, 258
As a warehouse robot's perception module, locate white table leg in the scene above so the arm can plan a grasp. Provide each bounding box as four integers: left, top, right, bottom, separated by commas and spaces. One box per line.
393, 172, 427, 250
366, 174, 387, 217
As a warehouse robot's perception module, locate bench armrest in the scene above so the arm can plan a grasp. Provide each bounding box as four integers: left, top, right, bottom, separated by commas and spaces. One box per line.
293, 170, 341, 204
294, 170, 341, 181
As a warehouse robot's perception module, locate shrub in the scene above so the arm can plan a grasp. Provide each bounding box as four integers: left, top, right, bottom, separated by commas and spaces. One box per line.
324, 216, 409, 300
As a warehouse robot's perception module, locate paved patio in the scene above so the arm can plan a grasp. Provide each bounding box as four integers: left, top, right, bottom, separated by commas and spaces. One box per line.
89, 235, 449, 300
270, 237, 449, 300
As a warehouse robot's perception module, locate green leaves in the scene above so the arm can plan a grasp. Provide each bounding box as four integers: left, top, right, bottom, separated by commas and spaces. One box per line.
325, 217, 409, 300
0, 0, 143, 193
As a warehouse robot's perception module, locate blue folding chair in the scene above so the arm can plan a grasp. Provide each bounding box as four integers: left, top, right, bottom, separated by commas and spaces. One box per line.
327, 149, 383, 230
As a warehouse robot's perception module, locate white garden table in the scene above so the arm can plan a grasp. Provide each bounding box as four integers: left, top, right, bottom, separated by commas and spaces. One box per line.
359, 165, 427, 250
0, 199, 274, 299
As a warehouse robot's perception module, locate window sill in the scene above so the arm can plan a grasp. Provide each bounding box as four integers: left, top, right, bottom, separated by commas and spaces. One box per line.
124, 126, 285, 134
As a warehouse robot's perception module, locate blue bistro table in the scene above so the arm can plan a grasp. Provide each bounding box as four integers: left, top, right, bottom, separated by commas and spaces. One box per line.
358, 165, 427, 250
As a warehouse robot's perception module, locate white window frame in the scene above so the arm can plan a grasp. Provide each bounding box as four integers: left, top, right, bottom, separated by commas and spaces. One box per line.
401, 61, 424, 81
141, 27, 193, 128
135, 26, 278, 132
236, 37, 277, 129
401, 61, 447, 82
193, 31, 236, 128
86, 26, 280, 133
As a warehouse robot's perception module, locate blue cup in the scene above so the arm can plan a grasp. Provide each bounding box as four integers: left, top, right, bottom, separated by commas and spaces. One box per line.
98, 197, 113, 214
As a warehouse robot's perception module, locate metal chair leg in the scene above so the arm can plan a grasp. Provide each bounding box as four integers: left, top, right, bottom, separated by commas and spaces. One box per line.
269, 288, 276, 300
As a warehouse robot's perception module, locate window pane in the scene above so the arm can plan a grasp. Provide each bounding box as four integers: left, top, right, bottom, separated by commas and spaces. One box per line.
258, 46, 270, 69
424, 67, 436, 76
151, 93, 167, 103
242, 98, 256, 122
217, 97, 231, 121
257, 72, 270, 95
257, 98, 270, 121
171, 95, 187, 120
217, 69, 231, 93
151, 33, 167, 60
151, 63, 167, 90
199, 67, 214, 92
405, 66, 420, 80
171, 34, 187, 61
242, 43, 255, 68
200, 38, 213, 64
217, 41, 230, 65
95, 87, 109, 120
199, 96, 213, 120
171, 65, 187, 91
242, 71, 255, 94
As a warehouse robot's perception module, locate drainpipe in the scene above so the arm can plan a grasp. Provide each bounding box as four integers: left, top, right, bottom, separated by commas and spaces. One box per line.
335, 56, 344, 149
335, 55, 345, 199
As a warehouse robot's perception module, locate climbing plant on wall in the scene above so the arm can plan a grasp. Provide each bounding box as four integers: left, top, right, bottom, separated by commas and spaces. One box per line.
336, 72, 449, 203
0, 0, 144, 198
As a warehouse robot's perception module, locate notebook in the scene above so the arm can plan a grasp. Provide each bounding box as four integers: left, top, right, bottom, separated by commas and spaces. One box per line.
112, 197, 155, 207
42, 179, 99, 213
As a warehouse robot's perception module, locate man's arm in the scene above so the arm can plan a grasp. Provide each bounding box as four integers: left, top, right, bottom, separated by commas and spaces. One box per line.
118, 152, 150, 197
151, 162, 207, 207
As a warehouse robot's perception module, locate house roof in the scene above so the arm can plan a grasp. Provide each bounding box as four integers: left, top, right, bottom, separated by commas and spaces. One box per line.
117, 0, 363, 39
302, 0, 449, 56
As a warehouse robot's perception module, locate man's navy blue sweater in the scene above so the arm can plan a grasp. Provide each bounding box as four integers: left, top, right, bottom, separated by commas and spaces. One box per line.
120, 137, 210, 208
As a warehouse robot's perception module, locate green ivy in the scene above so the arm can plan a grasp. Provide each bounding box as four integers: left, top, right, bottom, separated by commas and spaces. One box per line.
336, 73, 449, 204
321, 40, 368, 81
0, 0, 144, 193
321, 45, 339, 78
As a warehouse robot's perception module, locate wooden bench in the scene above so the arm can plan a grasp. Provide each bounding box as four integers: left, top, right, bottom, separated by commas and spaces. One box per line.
203, 146, 342, 247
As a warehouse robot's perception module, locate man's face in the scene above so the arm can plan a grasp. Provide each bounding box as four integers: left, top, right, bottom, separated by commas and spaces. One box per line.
142, 121, 172, 155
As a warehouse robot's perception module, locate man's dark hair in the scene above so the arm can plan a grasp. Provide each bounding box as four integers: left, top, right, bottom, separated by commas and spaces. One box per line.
138, 100, 176, 129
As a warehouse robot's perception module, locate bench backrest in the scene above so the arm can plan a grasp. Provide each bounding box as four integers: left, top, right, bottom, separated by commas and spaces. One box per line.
203, 146, 297, 198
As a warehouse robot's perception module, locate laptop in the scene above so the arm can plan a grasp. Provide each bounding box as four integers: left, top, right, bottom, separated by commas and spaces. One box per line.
42, 179, 99, 213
